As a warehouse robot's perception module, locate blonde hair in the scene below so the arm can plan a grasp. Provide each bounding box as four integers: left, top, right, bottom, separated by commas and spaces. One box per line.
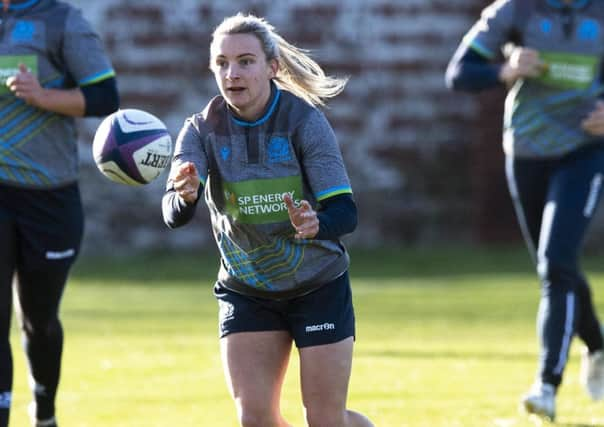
210, 13, 348, 107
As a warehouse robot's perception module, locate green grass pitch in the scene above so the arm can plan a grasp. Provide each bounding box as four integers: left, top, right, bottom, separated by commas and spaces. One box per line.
8, 247, 604, 426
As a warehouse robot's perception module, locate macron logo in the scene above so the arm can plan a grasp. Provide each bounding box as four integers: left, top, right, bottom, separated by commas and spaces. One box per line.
45, 248, 75, 260
305, 322, 335, 333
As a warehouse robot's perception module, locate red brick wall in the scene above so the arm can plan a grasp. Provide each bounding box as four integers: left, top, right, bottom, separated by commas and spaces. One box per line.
74, 0, 602, 253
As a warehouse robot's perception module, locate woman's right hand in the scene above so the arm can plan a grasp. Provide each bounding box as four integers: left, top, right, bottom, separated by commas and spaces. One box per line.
171, 162, 200, 204
499, 47, 547, 86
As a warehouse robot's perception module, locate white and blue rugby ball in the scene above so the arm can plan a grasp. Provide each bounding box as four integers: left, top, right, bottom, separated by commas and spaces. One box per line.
92, 109, 172, 186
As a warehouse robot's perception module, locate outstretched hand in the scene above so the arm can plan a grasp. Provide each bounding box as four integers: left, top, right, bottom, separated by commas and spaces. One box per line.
582, 101, 604, 136
171, 162, 200, 204
283, 193, 319, 240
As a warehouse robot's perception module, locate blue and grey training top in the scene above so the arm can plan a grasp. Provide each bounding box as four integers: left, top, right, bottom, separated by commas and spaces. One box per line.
448, 0, 604, 158
166, 85, 354, 299
0, 0, 116, 188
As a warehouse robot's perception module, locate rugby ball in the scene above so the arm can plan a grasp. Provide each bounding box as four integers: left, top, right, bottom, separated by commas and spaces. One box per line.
92, 109, 172, 185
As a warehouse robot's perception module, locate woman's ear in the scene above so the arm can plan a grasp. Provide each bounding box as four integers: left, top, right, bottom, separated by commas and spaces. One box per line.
268, 58, 279, 79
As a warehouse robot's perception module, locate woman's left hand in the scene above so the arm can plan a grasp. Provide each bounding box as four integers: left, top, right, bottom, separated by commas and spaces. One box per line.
283, 193, 319, 239
582, 101, 604, 136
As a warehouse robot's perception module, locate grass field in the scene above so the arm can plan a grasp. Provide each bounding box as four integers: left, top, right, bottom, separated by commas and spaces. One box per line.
7, 246, 604, 426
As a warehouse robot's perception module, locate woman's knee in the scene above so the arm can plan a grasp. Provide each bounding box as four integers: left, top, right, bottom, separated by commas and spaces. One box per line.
537, 258, 581, 291
21, 316, 61, 340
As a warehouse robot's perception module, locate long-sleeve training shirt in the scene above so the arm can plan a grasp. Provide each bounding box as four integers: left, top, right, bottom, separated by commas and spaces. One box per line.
163, 84, 356, 299
0, 0, 117, 188
446, 0, 604, 158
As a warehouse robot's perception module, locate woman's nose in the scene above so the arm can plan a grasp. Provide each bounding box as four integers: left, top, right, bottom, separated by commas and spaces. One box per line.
225, 65, 239, 80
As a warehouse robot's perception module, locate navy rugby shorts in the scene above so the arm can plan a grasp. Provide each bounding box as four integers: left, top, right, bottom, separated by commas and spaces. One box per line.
0, 182, 84, 275
214, 271, 355, 348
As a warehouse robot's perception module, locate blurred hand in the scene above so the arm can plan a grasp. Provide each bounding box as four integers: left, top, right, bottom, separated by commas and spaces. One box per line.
499, 47, 547, 85
171, 162, 200, 204
6, 63, 44, 106
283, 193, 319, 239
581, 101, 604, 136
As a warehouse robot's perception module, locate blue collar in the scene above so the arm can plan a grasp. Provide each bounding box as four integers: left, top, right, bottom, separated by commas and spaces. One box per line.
230, 83, 281, 128
546, 0, 590, 9
7, 0, 40, 10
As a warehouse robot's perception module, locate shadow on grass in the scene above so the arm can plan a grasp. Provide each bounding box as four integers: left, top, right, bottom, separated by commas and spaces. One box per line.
348, 245, 604, 279
558, 424, 604, 427
71, 245, 604, 284
348, 245, 532, 279
72, 249, 221, 284
356, 348, 536, 362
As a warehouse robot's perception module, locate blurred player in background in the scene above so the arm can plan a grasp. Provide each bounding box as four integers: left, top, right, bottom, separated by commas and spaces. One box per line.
162, 13, 373, 427
446, 0, 604, 422
0, 1, 119, 426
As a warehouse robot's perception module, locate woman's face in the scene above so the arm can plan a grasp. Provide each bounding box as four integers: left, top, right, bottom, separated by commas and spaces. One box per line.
210, 33, 277, 121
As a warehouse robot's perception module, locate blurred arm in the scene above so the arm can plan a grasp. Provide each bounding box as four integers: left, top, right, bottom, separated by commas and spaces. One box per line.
315, 193, 358, 240
6, 63, 119, 117
445, 47, 504, 92
80, 77, 120, 116
33, 87, 86, 116
44, 76, 119, 117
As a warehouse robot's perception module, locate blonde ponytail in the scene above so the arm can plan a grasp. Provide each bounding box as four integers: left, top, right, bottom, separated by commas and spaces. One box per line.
211, 13, 348, 107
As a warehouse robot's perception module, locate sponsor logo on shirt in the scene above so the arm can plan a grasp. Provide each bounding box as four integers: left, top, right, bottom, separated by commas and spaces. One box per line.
223, 176, 303, 224
578, 19, 599, 41
305, 322, 335, 333
537, 51, 597, 89
11, 20, 35, 43
267, 137, 292, 163
0, 54, 37, 94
